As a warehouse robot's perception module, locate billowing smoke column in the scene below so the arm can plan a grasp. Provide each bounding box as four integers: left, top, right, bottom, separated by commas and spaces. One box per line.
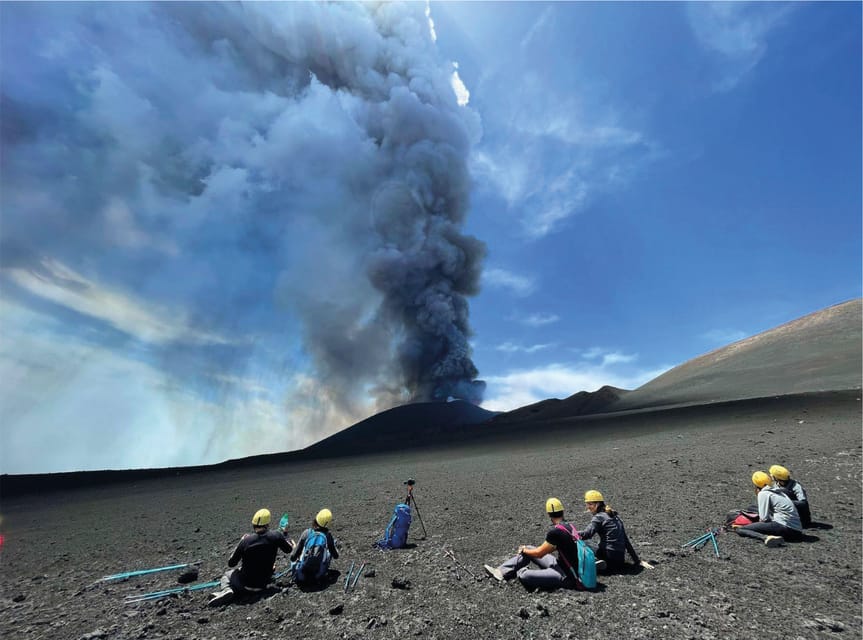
0, 0, 485, 443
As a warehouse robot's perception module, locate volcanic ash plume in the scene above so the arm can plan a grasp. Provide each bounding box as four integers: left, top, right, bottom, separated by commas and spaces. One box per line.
0, 1, 486, 450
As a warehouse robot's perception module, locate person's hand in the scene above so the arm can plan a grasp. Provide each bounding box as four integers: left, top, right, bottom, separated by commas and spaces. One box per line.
731, 524, 741, 530
639, 560, 655, 570
517, 545, 526, 555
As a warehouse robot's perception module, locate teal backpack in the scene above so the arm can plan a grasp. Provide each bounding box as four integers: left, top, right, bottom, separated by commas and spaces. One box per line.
555, 523, 597, 589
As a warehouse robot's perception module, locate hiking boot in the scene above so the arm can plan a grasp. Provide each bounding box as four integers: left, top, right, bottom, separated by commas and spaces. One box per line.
764, 535, 785, 548
208, 588, 234, 607
483, 564, 504, 583
595, 559, 607, 572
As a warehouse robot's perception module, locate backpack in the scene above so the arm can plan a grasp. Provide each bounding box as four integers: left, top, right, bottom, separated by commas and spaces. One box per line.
294, 529, 330, 583
376, 503, 411, 550
555, 523, 597, 590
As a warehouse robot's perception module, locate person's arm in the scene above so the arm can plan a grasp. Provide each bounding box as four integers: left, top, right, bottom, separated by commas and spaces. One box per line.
624, 538, 641, 564
578, 515, 600, 539
519, 541, 555, 559
792, 481, 808, 502
277, 532, 293, 555
326, 532, 339, 559
757, 490, 772, 522
290, 530, 307, 562
228, 535, 247, 567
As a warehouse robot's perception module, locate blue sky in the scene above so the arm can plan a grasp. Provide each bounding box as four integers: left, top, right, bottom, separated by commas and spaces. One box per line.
1, 2, 860, 473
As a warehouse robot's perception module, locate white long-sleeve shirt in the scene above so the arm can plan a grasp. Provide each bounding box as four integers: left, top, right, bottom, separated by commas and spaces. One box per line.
758, 486, 802, 531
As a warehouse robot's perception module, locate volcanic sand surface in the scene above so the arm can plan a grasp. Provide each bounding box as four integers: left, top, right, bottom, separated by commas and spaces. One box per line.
1, 392, 860, 639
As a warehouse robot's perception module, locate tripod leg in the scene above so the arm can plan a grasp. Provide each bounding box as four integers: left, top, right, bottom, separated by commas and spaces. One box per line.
410, 495, 428, 539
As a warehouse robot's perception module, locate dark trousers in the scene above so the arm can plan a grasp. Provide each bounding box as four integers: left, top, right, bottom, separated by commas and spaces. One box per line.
794, 501, 812, 527
736, 521, 803, 542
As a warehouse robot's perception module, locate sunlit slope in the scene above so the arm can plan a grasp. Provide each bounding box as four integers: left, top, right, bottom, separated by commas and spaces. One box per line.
609, 298, 862, 411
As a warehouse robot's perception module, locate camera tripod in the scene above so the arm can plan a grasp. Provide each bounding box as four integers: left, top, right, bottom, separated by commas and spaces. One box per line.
404, 479, 428, 539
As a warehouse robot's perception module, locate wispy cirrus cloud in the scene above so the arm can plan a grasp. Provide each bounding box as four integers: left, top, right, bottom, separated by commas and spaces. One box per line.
471, 75, 657, 238
495, 341, 554, 354
515, 312, 560, 327
687, 2, 796, 92
3, 258, 230, 346
483, 267, 536, 297
482, 358, 670, 412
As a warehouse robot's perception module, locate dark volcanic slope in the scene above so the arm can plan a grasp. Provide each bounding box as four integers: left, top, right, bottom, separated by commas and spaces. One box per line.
609, 298, 862, 411
1, 392, 860, 640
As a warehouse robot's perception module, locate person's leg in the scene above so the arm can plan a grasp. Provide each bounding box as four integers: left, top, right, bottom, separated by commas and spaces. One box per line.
516, 559, 571, 590
735, 521, 785, 542
497, 553, 532, 580
795, 501, 812, 527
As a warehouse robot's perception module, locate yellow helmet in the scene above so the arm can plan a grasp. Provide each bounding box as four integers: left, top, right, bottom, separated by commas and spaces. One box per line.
769, 465, 790, 481
751, 471, 772, 488
545, 497, 564, 515
584, 490, 604, 503
252, 508, 271, 527
315, 508, 333, 528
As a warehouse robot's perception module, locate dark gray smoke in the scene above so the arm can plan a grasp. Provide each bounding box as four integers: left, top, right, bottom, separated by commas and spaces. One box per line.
0, 1, 485, 463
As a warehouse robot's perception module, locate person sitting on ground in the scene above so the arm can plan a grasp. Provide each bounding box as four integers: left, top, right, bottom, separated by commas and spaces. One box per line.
770, 464, 811, 527
579, 490, 652, 572
209, 508, 293, 606
291, 508, 339, 586
733, 471, 803, 547
483, 498, 585, 591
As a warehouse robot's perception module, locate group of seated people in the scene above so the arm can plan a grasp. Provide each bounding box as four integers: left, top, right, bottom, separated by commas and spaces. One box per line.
208, 463, 811, 603
484, 490, 653, 591
730, 464, 811, 546
209, 507, 338, 606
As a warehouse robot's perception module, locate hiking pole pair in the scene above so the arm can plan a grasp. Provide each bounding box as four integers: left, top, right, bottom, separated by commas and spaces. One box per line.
682, 528, 721, 557
125, 581, 220, 604
404, 479, 428, 539
443, 548, 477, 580
344, 561, 366, 593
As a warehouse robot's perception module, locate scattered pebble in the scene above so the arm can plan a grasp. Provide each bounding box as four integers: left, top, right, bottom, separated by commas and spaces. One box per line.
328, 604, 344, 615
391, 577, 411, 590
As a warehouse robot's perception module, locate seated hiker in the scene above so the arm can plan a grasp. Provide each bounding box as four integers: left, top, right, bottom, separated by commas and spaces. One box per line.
579, 490, 652, 572
291, 508, 339, 585
209, 508, 293, 606
770, 464, 811, 527
733, 471, 803, 546
483, 497, 585, 591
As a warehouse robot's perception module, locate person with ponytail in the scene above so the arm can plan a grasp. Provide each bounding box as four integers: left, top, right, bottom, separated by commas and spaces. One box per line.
579, 490, 652, 572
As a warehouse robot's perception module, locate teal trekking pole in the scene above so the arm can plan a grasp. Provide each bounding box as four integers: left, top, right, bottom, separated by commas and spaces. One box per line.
344, 562, 356, 593
99, 562, 199, 583
124, 581, 220, 603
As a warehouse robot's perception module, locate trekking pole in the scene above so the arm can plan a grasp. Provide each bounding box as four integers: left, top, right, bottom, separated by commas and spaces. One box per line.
344, 562, 355, 593
124, 581, 221, 603
710, 532, 720, 557
350, 563, 365, 591
99, 562, 200, 583
443, 548, 476, 578
404, 479, 428, 539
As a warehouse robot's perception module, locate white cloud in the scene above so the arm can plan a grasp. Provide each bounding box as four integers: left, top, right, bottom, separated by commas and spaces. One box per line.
687, 2, 795, 91
483, 267, 536, 297
451, 62, 470, 106
482, 361, 670, 412
495, 342, 554, 354
518, 312, 560, 327
0, 299, 356, 473
702, 328, 748, 345
3, 259, 230, 346
520, 5, 554, 51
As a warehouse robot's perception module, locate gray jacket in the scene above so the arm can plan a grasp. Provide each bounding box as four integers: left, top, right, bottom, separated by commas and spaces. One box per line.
758, 486, 802, 531
784, 478, 808, 503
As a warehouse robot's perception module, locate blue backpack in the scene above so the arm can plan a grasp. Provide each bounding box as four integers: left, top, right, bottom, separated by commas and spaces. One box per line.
555, 523, 597, 589
376, 503, 411, 549
294, 529, 330, 583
